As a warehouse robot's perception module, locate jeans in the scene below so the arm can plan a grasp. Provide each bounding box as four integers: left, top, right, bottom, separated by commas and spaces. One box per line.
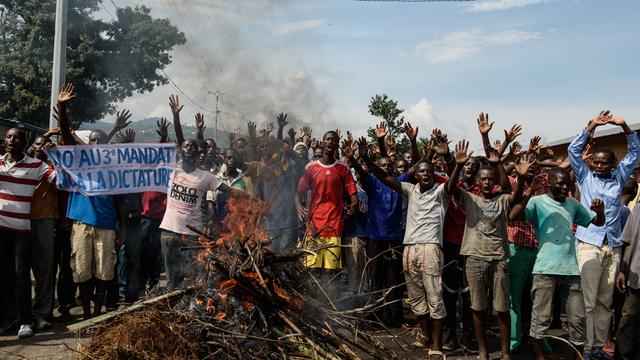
54, 227, 75, 312
366, 240, 404, 317
31, 219, 56, 320
161, 230, 202, 291
140, 217, 162, 289
507, 243, 537, 351
615, 288, 640, 360
576, 242, 621, 350
123, 217, 144, 301
530, 274, 586, 346
0, 230, 32, 326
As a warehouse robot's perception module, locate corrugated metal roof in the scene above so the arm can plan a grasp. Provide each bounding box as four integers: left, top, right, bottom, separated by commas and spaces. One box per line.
546, 122, 640, 147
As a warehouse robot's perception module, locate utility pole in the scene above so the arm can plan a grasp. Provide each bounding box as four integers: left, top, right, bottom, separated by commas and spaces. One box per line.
208, 90, 226, 144
49, 0, 68, 133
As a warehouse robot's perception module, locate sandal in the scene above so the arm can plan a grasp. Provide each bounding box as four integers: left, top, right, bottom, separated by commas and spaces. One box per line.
428, 350, 446, 360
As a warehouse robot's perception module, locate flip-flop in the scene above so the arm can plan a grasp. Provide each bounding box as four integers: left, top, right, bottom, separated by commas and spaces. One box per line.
428, 350, 446, 360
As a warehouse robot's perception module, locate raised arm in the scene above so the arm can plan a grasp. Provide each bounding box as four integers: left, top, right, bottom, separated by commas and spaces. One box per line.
447, 140, 472, 197
477, 112, 494, 157
569, 111, 610, 181
404, 122, 420, 165
608, 115, 640, 180
499, 124, 522, 157
487, 147, 512, 193
509, 153, 537, 207
56, 83, 78, 145
276, 113, 288, 141
169, 95, 185, 146
509, 173, 545, 221
195, 113, 205, 141
374, 121, 388, 158
357, 137, 403, 193
431, 129, 455, 176
156, 117, 171, 143
106, 110, 132, 143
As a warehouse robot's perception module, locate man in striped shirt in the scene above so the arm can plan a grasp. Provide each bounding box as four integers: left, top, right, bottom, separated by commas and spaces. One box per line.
0, 127, 55, 338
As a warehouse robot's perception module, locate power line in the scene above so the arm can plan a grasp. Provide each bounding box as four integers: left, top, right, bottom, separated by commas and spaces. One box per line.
160, 69, 215, 114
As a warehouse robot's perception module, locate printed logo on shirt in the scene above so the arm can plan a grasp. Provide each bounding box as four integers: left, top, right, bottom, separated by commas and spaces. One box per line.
170, 183, 198, 204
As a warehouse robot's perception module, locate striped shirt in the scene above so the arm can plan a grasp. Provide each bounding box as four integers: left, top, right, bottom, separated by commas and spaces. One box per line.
0, 154, 55, 232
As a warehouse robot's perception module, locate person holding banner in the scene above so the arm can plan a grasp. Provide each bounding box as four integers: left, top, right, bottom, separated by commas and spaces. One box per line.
56, 84, 125, 320
0, 128, 55, 338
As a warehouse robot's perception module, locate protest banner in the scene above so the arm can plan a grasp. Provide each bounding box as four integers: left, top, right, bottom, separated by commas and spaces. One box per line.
45, 143, 177, 196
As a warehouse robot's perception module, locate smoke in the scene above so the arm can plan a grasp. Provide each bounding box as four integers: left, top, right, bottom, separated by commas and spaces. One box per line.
124, 0, 330, 136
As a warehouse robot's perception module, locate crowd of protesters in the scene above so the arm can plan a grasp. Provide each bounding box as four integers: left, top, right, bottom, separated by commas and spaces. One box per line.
0, 85, 639, 360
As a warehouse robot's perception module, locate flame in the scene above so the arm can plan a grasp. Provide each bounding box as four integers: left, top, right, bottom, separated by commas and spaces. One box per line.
214, 312, 227, 320
206, 297, 215, 312
219, 279, 238, 293
271, 282, 290, 302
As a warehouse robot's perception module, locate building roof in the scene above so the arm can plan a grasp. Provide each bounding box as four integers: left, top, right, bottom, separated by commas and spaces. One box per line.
546, 122, 640, 148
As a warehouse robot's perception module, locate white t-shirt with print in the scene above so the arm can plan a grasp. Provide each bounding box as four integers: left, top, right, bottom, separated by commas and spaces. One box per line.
160, 167, 221, 235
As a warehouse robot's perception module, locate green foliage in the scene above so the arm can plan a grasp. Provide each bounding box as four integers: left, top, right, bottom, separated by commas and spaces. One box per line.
366, 94, 410, 155
0, 0, 186, 128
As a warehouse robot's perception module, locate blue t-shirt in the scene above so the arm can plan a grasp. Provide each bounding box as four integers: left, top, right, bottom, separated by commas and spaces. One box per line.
343, 189, 368, 238
364, 173, 409, 241
525, 194, 594, 275
67, 192, 117, 230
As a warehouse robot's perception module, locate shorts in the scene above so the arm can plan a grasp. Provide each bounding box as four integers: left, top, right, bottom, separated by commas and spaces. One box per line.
403, 243, 447, 319
70, 222, 117, 283
465, 257, 509, 312
303, 236, 342, 269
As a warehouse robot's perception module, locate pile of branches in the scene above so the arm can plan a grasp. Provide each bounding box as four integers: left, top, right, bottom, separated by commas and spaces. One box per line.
82, 196, 399, 360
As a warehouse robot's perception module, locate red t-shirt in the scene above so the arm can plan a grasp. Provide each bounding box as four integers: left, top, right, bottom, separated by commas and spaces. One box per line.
141, 191, 167, 220
297, 160, 357, 237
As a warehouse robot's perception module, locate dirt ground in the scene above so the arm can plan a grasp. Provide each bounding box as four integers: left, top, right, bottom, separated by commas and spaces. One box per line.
0, 307, 576, 360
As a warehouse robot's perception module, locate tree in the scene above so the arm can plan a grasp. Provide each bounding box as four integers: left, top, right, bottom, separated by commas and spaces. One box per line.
0, 0, 186, 129
366, 94, 410, 155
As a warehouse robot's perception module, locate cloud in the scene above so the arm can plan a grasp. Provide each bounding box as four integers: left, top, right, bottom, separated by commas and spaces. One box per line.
273, 18, 327, 36
416, 29, 542, 64
467, 0, 549, 12
406, 98, 436, 126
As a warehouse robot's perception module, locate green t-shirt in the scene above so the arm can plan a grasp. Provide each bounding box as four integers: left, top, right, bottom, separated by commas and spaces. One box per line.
525, 194, 594, 275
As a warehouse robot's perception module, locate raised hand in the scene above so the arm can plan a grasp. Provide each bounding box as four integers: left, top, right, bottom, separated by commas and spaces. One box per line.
114, 110, 132, 132
592, 110, 612, 126
264, 122, 275, 135
385, 134, 394, 148
486, 146, 501, 164
432, 130, 450, 155
510, 141, 522, 157
156, 117, 170, 141
356, 136, 368, 155
341, 139, 354, 159
514, 153, 537, 176
195, 113, 205, 131
287, 127, 296, 141
590, 198, 605, 214
335, 129, 342, 141
608, 116, 626, 126
504, 124, 522, 143
453, 140, 472, 165
169, 95, 184, 114
477, 112, 494, 135
124, 128, 136, 143
375, 121, 388, 139
57, 83, 76, 103
494, 139, 502, 151
529, 136, 543, 154
276, 113, 288, 128
404, 122, 419, 140
247, 122, 257, 140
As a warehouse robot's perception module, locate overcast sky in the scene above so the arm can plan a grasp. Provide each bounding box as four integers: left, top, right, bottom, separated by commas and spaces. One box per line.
101, 0, 640, 148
